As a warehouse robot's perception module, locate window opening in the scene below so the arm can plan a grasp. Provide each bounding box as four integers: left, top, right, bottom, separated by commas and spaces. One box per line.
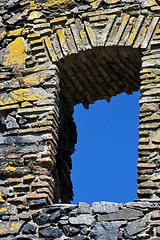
71, 91, 140, 205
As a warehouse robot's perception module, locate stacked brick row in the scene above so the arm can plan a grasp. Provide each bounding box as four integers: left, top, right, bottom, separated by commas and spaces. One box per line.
0, 0, 160, 239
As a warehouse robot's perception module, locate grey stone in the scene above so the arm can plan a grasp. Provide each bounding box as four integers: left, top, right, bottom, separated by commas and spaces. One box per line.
72, 237, 90, 240
63, 225, 80, 236
35, 212, 50, 225
157, 226, 160, 236
10, 215, 18, 221
4, 129, 19, 136
90, 221, 122, 240
22, 223, 37, 234
13, 235, 32, 240
79, 5, 91, 11
50, 209, 61, 221
5, 115, 19, 130
150, 238, 160, 240
69, 214, 95, 226
59, 219, 68, 225
39, 226, 62, 238
124, 217, 148, 237
98, 208, 144, 221
78, 202, 90, 214
0, 204, 16, 215
70, 6, 78, 13
29, 199, 47, 209
0, 180, 5, 186
6, 0, 20, 8
125, 202, 149, 210
19, 213, 31, 221
92, 201, 119, 214
2, 215, 9, 221
81, 227, 91, 235
149, 203, 160, 209
0, 221, 24, 236
44, 204, 76, 213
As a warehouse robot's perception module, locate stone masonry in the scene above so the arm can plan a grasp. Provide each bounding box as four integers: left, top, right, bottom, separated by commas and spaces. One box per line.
0, 0, 160, 239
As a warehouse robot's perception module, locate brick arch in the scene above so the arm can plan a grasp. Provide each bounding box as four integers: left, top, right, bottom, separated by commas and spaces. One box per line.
0, 0, 160, 214
1, 1, 160, 239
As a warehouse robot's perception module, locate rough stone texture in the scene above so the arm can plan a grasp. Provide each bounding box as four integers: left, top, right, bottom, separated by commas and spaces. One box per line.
90, 221, 122, 240
0, 0, 160, 239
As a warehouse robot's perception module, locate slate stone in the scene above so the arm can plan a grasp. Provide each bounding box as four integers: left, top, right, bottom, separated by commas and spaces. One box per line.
124, 217, 148, 237
7, 0, 20, 8
19, 213, 31, 221
4, 129, 19, 136
50, 209, 61, 221
29, 199, 47, 209
0, 204, 16, 215
65, 237, 89, 240
10, 215, 18, 221
78, 202, 90, 214
0, 180, 5, 186
81, 227, 91, 235
69, 214, 95, 226
22, 223, 37, 234
0, 221, 24, 236
98, 208, 144, 221
35, 212, 50, 225
73, 237, 89, 240
59, 219, 68, 225
39, 226, 62, 238
2, 215, 9, 221
55, 203, 77, 210
5, 115, 19, 130
70, 6, 78, 13
0, 135, 44, 156
90, 221, 122, 240
151, 238, 160, 240
13, 235, 32, 240
157, 226, 160, 236
92, 202, 119, 214
149, 203, 160, 209
79, 5, 91, 11
63, 225, 80, 236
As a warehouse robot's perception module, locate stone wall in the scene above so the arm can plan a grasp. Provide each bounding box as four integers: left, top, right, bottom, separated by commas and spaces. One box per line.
1, 0, 160, 239
1, 201, 160, 239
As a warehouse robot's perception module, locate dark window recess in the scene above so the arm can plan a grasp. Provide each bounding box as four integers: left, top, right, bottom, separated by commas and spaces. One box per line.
0, 115, 6, 134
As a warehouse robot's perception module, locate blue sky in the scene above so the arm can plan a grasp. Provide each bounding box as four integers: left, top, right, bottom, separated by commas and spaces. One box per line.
71, 91, 140, 205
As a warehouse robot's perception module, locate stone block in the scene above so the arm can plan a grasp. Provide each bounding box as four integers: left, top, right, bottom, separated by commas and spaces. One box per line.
91, 221, 122, 240
39, 226, 62, 238
78, 202, 91, 214
124, 217, 148, 237
69, 214, 95, 226
92, 201, 119, 214
98, 208, 144, 221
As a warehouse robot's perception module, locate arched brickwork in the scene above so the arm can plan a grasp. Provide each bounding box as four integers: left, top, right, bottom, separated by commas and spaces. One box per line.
0, 0, 160, 239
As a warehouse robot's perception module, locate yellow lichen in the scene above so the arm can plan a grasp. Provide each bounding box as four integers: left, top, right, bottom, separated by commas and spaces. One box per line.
7, 28, 28, 37
22, 73, 45, 86
44, 36, 57, 62
0, 230, 5, 235
0, 207, 7, 213
156, 133, 160, 142
56, 28, 66, 43
3, 37, 26, 67
0, 88, 45, 106
0, 192, 5, 203
3, 166, 16, 173
29, 0, 74, 11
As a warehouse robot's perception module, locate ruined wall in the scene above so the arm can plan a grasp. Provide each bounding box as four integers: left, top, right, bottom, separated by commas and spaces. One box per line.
0, 0, 160, 239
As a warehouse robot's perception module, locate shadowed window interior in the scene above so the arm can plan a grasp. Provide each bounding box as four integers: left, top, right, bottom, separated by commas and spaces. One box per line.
71, 91, 140, 205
